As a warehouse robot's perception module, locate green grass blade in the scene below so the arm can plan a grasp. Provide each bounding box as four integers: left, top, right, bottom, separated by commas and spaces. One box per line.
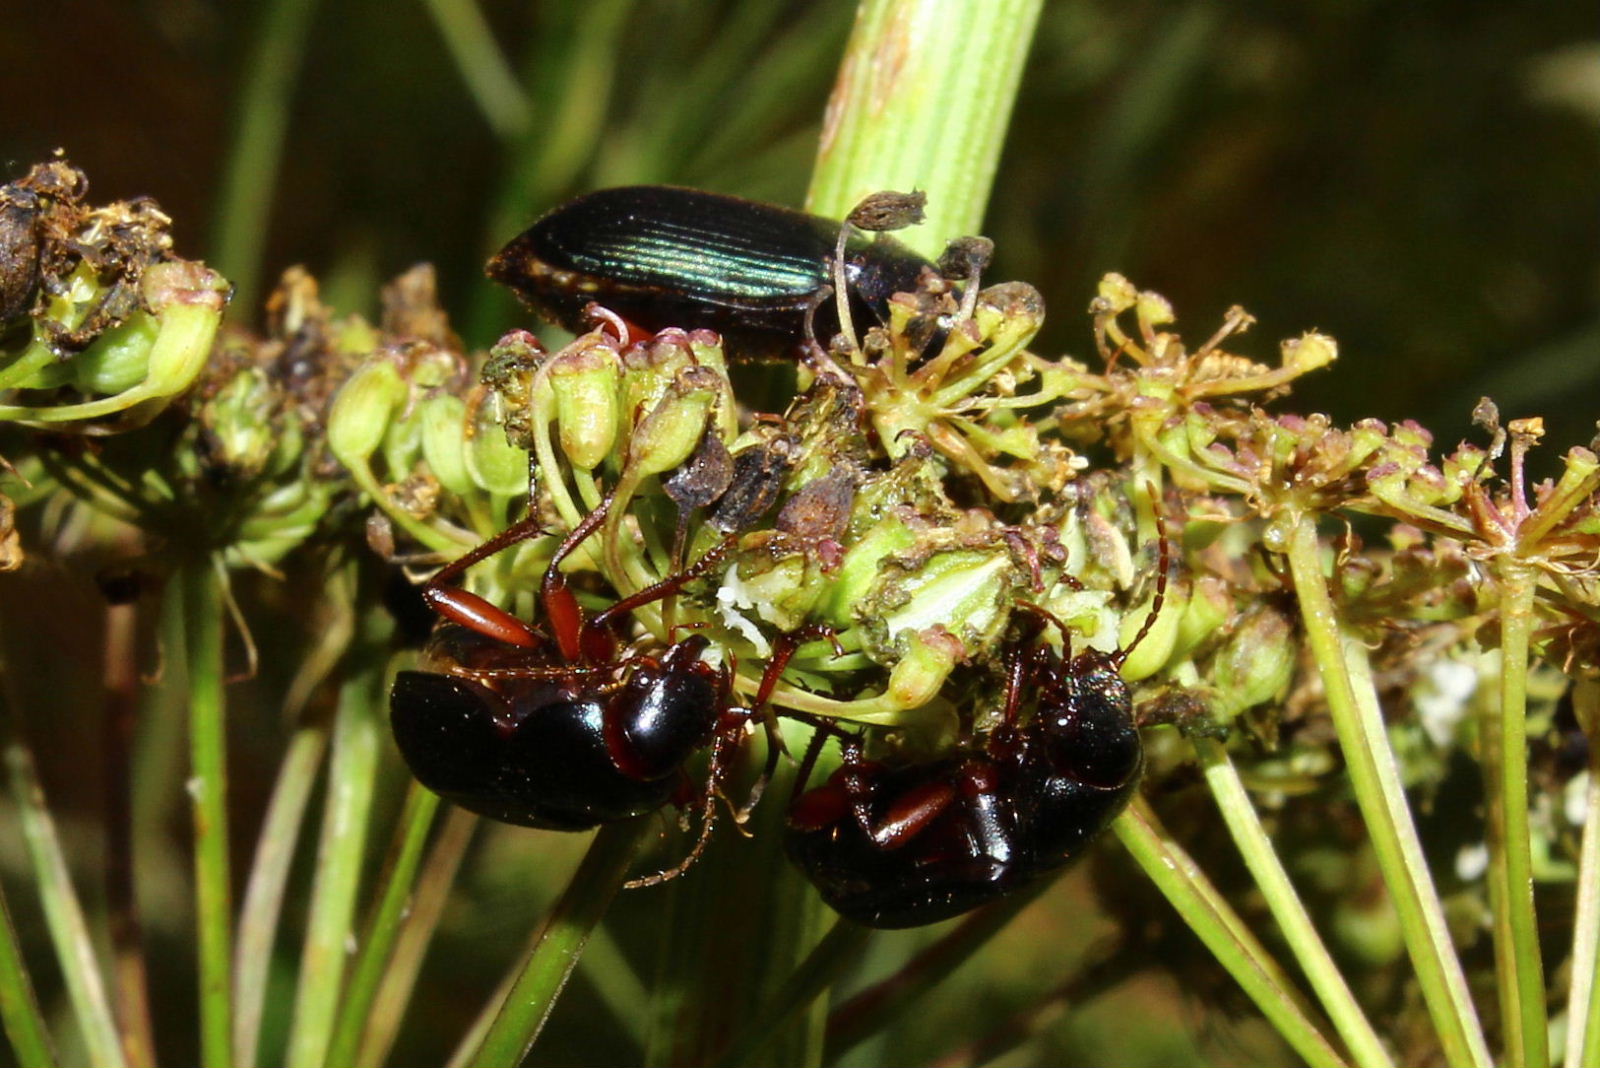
210, 0, 321, 312
1567, 679, 1600, 1068
232, 723, 329, 1068
0, 882, 55, 1068
1114, 798, 1347, 1068
2, 736, 111, 1066
715, 920, 867, 1067
1195, 736, 1393, 1068
419, 0, 530, 140
323, 781, 440, 1068
357, 805, 477, 1068
469, 821, 643, 1067
284, 644, 388, 1068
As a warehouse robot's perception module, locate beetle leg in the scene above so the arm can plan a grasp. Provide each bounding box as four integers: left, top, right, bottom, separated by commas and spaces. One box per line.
623, 707, 749, 889
540, 498, 615, 662
834, 737, 957, 851
422, 515, 547, 646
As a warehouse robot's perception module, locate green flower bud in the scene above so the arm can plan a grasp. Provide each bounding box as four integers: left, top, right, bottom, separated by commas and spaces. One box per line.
817, 515, 918, 628
328, 359, 408, 470
200, 366, 282, 476
885, 629, 961, 711
419, 393, 474, 498
628, 366, 721, 478
1095, 273, 1137, 315
468, 390, 530, 497
873, 548, 1014, 660
1283, 331, 1337, 374
688, 337, 738, 444
1118, 582, 1182, 682
1174, 576, 1230, 662
621, 332, 695, 424
69, 312, 159, 394
1211, 605, 1296, 719
382, 401, 425, 482
137, 260, 230, 397
549, 342, 621, 470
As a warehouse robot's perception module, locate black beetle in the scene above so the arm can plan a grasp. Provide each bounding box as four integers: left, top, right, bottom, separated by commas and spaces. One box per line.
784, 538, 1168, 929
389, 498, 751, 861
487, 185, 940, 360
784, 631, 1144, 928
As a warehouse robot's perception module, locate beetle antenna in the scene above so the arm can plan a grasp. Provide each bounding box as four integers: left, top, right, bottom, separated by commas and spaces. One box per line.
1112, 486, 1172, 667
831, 225, 859, 353
624, 707, 747, 889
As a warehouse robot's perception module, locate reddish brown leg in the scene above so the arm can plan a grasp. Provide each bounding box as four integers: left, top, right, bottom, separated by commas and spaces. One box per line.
733, 624, 844, 822
835, 736, 956, 851
624, 707, 751, 889
422, 516, 546, 647
588, 532, 739, 632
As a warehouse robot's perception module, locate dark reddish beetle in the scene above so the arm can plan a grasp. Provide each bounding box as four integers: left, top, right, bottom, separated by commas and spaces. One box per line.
391, 500, 769, 880
784, 542, 1167, 928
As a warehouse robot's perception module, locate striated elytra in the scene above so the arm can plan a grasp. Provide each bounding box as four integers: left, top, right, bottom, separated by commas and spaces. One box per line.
487, 185, 937, 359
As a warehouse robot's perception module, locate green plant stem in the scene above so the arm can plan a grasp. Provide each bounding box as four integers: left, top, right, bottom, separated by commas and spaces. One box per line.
1194, 736, 1393, 1068
181, 557, 234, 1068
715, 920, 869, 1067
3, 735, 121, 1067
1283, 515, 1490, 1068
211, 0, 321, 312
420, 0, 530, 140
232, 723, 329, 1068
470, 821, 644, 1067
1483, 559, 1548, 1068
324, 781, 440, 1068
1113, 799, 1346, 1068
1566, 678, 1600, 1068
357, 805, 476, 1068
284, 642, 389, 1068
0, 884, 54, 1068
806, 0, 1044, 252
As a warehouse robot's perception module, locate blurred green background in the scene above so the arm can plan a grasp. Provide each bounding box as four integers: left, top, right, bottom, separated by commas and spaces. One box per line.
1, 2, 1596, 1065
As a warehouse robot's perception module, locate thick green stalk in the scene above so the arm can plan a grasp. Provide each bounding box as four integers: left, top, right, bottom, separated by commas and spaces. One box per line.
323, 782, 440, 1068
1283, 516, 1490, 1067
182, 558, 234, 1068
232, 726, 330, 1067
1566, 679, 1600, 1068
3, 737, 121, 1067
1485, 559, 1548, 1068
284, 644, 388, 1068
0, 885, 54, 1067
470, 821, 644, 1067
806, 0, 1044, 252
1113, 799, 1346, 1068
1194, 736, 1393, 1068
210, 0, 321, 311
